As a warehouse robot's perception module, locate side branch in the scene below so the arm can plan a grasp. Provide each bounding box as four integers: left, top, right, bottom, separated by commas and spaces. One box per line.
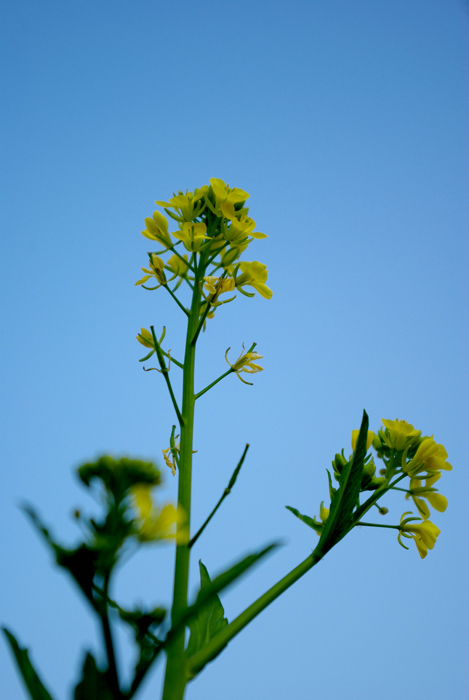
150, 326, 184, 426
194, 368, 233, 401
189, 444, 250, 548
186, 548, 324, 677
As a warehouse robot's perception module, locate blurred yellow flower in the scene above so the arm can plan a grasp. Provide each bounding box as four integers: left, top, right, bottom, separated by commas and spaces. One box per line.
398, 512, 440, 559
381, 419, 421, 450
351, 430, 374, 451
131, 484, 188, 544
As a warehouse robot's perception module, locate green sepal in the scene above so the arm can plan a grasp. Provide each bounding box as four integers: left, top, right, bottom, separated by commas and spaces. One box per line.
2, 628, 54, 700
318, 410, 369, 553
285, 506, 323, 535
186, 561, 229, 660
73, 652, 113, 700
139, 349, 155, 362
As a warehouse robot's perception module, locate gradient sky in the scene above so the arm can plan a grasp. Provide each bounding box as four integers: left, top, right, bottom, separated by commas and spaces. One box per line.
1, 2, 467, 699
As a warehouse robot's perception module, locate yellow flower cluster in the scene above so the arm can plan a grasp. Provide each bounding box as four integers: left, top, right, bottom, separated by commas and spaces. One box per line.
379, 418, 451, 559
136, 178, 272, 301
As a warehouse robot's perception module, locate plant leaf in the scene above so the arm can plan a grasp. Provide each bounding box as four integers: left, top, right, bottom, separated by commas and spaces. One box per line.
174, 543, 279, 637
186, 561, 229, 659
2, 627, 54, 700
73, 652, 113, 700
285, 506, 323, 535
318, 410, 369, 553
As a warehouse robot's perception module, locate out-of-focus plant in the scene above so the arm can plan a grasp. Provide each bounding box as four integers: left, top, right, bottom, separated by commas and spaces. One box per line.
3, 179, 452, 700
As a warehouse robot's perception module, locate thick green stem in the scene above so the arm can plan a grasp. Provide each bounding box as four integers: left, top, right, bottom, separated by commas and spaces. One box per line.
161, 266, 203, 700
187, 548, 324, 677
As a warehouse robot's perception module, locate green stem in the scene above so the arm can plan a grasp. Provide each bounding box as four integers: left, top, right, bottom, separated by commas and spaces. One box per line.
101, 574, 121, 697
164, 284, 190, 316
161, 262, 203, 700
150, 326, 183, 426
194, 368, 233, 400
187, 548, 324, 678
357, 521, 400, 530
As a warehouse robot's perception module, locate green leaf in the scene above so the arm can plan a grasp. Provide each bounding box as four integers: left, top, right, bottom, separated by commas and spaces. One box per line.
186, 561, 229, 659
318, 410, 369, 553
2, 627, 55, 700
175, 543, 279, 636
74, 652, 113, 700
285, 506, 323, 535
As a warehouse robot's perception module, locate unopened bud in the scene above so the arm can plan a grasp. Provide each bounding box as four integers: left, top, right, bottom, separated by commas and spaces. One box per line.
332, 453, 347, 473
372, 434, 382, 451
378, 506, 389, 515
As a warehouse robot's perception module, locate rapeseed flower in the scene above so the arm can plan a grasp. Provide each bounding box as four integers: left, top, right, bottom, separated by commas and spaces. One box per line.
131, 484, 188, 544
405, 473, 448, 520
225, 345, 263, 385
135, 254, 167, 287
405, 437, 452, 476
381, 419, 421, 450
172, 222, 208, 251
235, 261, 272, 299
141, 211, 173, 248
397, 512, 440, 559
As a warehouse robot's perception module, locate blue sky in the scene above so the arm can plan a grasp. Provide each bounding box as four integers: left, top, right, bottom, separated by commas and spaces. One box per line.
1, 1, 467, 699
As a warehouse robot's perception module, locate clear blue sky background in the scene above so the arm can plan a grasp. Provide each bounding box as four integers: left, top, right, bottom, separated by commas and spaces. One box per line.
1, 1, 467, 699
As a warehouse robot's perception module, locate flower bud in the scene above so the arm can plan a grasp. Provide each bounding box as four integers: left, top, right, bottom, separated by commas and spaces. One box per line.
332, 452, 347, 474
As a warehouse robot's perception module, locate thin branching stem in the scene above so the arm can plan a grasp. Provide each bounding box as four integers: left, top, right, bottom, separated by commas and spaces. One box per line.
150, 326, 184, 426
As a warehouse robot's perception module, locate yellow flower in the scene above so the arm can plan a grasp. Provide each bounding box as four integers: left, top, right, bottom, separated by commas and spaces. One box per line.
141, 211, 173, 248
166, 253, 189, 278
405, 436, 452, 476
220, 202, 267, 242
136, 327, 156, 349
405, 473, 448, 520
135, 254, 167, 287
156, 187, 208, 222
131, 484, 188, 544
162, 436, 180, 477
235, 261, 272, 299
398, 512, 440, 559
351, 430, 374, 451
210, 177, 249, 211
225, 345, 264, 385
172, 221, 208, 251
203, 276, 236, 305
381, 419, 421, 450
